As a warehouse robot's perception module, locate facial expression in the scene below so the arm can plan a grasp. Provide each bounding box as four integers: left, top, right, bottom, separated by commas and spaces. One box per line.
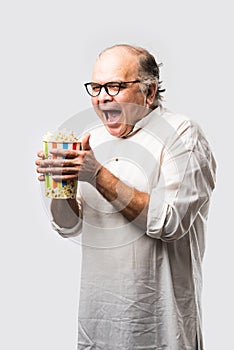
90, 48, 149, 138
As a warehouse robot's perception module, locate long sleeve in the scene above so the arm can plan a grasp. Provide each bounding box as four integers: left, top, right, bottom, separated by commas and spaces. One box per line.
147, 119, 216, 242
50, 196, 83, 238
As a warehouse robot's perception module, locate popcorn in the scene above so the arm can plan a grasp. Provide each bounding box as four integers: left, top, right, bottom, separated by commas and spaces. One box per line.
43, 129, 80, 142
42, 129, 81, 199
45, 182, 78, 199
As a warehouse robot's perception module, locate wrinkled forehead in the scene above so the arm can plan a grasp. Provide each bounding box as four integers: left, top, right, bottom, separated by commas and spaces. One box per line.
92, 48, 139, 82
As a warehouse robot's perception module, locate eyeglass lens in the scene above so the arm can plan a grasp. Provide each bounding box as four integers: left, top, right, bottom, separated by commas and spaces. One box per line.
86, 82, 121, 97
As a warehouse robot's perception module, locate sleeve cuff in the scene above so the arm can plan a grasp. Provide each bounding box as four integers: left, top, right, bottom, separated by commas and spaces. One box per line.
51, 219, 82, 238
146, 202, 169, 239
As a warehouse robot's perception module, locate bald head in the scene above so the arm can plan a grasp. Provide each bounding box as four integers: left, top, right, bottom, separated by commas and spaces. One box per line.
97, 44, 165, 106
93, 46, 139, 84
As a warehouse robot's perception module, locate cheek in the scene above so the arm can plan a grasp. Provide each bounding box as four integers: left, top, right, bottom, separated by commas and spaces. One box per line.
92, 104, 104, 122
125, 90, 145, 105
91, 97, 98, 106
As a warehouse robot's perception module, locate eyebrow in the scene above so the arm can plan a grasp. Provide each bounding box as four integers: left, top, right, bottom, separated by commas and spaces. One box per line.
91, 79, 124, 84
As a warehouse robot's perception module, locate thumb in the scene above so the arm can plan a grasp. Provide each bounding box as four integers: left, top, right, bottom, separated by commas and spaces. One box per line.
82, 133, 91, 150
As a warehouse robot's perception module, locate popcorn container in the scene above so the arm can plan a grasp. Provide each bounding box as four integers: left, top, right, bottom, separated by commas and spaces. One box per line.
43, 139, 82, 199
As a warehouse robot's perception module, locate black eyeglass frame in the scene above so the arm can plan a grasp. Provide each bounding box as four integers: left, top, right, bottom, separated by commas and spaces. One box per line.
84, 80, 141, 97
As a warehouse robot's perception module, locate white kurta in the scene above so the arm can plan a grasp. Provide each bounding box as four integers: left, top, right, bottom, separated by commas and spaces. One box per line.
54, 107, 216, 350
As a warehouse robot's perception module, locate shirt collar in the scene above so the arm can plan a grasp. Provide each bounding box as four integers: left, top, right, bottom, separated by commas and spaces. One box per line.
123, 105, 164, 138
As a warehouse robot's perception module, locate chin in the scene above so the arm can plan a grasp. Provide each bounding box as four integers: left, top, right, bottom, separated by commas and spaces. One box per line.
106, 127, 123, 138
105, 124, 128, 138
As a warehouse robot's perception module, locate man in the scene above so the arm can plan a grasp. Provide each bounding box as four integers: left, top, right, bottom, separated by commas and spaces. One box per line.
36, 44, 216, 349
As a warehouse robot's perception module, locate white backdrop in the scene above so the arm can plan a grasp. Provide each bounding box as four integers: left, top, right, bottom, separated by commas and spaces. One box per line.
1, 1, 232, 349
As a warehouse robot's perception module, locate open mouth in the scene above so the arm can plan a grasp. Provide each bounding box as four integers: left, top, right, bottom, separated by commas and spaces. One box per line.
102, 109, 122, 124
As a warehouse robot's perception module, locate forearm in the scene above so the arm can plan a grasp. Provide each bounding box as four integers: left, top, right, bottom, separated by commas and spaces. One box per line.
50, 198, 81, 229
94, 166, 149, 229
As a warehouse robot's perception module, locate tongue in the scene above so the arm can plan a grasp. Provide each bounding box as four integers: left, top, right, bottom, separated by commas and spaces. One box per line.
106, 110, 121, 123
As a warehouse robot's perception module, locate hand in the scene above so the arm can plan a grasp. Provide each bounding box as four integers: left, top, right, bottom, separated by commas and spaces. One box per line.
35, 133, 101, 185
76, 133, 102, 184
35, 150, 46, 182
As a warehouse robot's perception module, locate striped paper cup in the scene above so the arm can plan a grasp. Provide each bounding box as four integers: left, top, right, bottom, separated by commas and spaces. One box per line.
43, 140, 82, 199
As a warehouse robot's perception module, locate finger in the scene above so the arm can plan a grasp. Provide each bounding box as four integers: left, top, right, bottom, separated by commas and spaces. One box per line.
35, 158, 49, 166
38, 174, 45, 181
36, 166, 54, 174
49, 149, 79, 158
38, 166, 80, 174
82, 133, 91, 151
35, 159, 51, 167
49, 158, 81, 167
37, 158, 82, 168
37, 150, 45, 158
52, 174, 78, 181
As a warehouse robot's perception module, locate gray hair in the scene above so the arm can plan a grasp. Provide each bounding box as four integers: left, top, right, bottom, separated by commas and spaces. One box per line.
100, 44, 165, 108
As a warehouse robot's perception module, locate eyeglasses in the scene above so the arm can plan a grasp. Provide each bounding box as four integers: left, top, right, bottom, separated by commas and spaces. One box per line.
84, 80, 141, 97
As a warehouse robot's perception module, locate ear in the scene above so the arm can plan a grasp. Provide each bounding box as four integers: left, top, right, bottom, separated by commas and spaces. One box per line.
146, 82, 157, 106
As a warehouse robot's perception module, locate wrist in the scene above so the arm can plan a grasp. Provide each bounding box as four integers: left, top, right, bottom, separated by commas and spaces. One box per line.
89, 163, 103, 187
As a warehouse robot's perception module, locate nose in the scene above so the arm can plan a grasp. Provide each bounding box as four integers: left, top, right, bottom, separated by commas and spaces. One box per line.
96, 86, 114, 104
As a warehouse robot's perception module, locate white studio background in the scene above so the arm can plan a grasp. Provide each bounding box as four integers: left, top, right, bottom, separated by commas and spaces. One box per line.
0, 1, 232, 349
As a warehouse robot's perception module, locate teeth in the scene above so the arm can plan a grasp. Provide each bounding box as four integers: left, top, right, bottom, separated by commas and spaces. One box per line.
104, 111, 109, 120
